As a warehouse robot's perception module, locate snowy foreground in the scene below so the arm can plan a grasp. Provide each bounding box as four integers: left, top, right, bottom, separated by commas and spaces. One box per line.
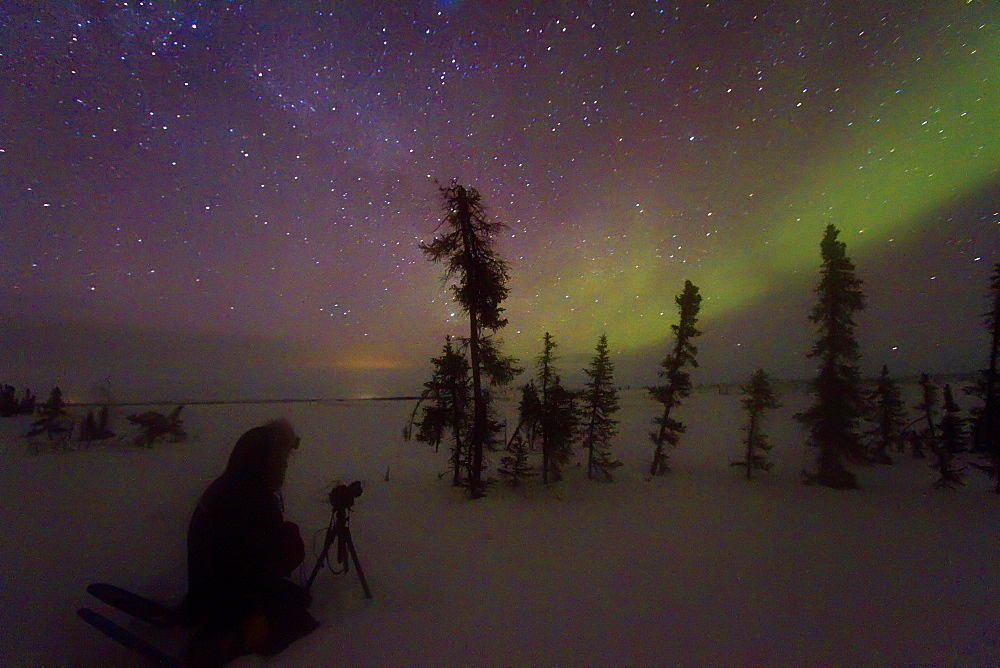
2, 386, 999, 666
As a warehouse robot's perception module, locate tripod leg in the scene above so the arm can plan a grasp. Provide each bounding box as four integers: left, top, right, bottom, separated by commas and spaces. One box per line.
306, 524, 337, 592
343, 531, 373, 599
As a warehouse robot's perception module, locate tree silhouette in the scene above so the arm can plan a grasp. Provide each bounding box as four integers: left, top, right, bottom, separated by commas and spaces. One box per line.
79, 404, 115, 444
649, 280, 702, 476
498, 382, 542, 486
931, 383, 966, 489
581, 334, 622, 481
799, 224, 866, 489
405, 336, 472, 486
25, 386, 73, 448
516, 380, 542, 450
498, 433, 534, 487
939, 384, 966, 454
420, 181, 520, 497
983, 261, 1000, 492
864, 364, 907, 464
534, 332, 578, 484
80, 378, 115, 445
731, 369, 781, 480
916, 373, 938, 445
966, 372, 993, 453
127, 405, 186, 448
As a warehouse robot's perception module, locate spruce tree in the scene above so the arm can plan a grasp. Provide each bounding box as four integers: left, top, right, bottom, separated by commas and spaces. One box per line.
547, 383, 579, 482
939, 384, 966, 454
510, 380, 542, 450
25, 386, 72, 447
581, 334, 622, 481
983, 262, 1000, 492
649, 280, 702, 476
966, 372, 993, 453
405, 336, 472, 486
799, 224, 866, 489
864, 364, 907, 464
498, 382, 542, 486
535, 332, 578, 484
916, 373, 938, 445
498, 433, 534, 487
79, 404, 115, 444
931, 383, 966, 489
40, 386, 66, 416
731, 369, 781, 480
420, 181, 520, 496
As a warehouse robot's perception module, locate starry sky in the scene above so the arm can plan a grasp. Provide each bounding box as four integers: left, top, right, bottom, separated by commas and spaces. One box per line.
2, 1, 999, 401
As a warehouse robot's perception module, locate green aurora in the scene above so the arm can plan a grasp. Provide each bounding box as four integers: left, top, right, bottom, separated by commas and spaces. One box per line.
512, 23, 999, 359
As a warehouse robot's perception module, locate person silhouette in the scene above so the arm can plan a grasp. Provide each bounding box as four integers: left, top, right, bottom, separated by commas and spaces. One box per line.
183, 418, 318, 665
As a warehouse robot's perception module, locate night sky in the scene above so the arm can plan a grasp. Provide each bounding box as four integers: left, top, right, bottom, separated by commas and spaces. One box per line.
2, 1, 998, 400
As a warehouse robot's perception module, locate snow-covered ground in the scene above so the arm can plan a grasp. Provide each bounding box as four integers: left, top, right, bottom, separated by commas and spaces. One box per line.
2, 386, 998, 666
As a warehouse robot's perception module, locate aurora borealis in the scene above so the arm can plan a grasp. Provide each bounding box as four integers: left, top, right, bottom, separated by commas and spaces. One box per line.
2, 1, 998, 399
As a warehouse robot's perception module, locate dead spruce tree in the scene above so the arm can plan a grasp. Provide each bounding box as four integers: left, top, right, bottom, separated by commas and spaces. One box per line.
799, 224, 866, 489
731, 369, 781, 480
420, 182, 521, 497
649, 280, 702, 476
581, 333, 622, 481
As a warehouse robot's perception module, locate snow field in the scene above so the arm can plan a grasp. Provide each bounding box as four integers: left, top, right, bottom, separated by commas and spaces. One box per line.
1, 387, 998, 666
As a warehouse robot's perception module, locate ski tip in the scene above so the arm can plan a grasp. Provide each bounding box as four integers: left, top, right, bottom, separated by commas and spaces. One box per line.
86, 582, 125, 598
78, 606, 181, 667
86, 582, 179, 629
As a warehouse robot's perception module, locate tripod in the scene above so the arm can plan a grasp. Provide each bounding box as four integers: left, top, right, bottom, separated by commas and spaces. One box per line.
305, 505, 372, 599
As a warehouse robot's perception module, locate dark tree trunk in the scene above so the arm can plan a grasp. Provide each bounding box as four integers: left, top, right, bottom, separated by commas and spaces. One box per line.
649, 392, 673, 476
745, 412, 758, 480
986, 298, 1000, 493
540, 369, 550, 485
586, 410, 598, 480
449, 379, 465, 487
456, 195, 487, 497
467, 315, 486, 495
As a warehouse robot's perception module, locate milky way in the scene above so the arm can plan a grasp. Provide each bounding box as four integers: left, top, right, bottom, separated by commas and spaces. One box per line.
2, 1, 998, 399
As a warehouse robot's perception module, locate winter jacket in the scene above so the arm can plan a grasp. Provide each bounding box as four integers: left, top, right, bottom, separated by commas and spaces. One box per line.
183, 425, 305, 628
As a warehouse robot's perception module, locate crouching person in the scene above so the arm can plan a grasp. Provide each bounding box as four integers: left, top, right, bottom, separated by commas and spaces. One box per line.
182, 418, 319, 666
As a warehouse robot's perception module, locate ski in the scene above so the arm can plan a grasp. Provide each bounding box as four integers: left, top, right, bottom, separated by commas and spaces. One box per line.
86, 582, 180, 629
77, 607, 180, 667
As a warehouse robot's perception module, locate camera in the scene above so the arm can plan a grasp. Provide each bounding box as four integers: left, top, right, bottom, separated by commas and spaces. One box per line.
328, 480, 363, 510
307, 478, 372, 597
